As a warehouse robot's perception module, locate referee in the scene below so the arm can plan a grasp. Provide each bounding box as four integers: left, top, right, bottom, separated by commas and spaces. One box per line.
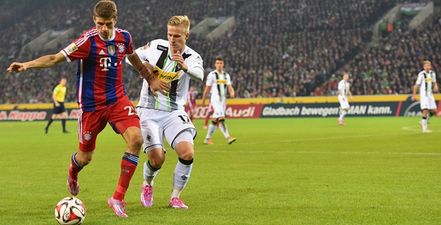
45, 77, 69, 134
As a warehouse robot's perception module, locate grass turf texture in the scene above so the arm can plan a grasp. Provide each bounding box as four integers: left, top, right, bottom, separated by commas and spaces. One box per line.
0, 117, 440, 225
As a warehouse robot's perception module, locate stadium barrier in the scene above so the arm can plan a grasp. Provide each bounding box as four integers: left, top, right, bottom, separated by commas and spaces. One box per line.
0, 95, 440, 121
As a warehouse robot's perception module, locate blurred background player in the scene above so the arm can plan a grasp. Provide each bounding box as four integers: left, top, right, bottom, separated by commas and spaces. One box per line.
412, 60, 439, 133
203, 103, 214, 129
185, 85, 198, 121
45, 77, 69, 134
202, 57, 236, 144
127, 15, 204, 209
7, 0, 169, 218
337, 71, 352, 125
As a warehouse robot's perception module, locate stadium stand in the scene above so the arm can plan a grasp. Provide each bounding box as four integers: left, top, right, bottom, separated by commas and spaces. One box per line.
329, 16, 441, 96
0, 0, 438, 103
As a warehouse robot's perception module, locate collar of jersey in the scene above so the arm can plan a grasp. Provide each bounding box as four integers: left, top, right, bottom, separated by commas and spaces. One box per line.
98, 29, 116, 42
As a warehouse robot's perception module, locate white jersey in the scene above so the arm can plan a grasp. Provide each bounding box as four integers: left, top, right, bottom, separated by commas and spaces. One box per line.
338, 80, 350, 98
130, 39, 203, 111
416, 70, 436, 97
206, 70, 232, 103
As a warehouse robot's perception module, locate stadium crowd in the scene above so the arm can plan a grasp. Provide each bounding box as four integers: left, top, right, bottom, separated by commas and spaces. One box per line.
0, 0, 438, 103
348, 16, 441, 95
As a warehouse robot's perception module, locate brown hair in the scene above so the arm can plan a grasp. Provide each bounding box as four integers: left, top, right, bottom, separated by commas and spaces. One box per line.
93, 0, 117, 19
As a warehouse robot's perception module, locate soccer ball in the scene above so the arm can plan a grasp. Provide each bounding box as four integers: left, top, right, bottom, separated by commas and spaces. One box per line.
54, 197, 86, 225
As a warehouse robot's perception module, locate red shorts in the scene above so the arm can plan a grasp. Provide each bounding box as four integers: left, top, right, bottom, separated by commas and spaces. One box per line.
78, 97, 140, 152
184, 104, 196, 115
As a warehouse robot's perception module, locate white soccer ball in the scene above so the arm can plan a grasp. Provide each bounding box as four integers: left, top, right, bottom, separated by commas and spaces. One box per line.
54, 197, 86, 225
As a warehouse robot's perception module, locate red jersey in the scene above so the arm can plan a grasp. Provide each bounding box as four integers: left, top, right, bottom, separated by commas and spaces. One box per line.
187, 90, 197, 108
61, 27, 133, 112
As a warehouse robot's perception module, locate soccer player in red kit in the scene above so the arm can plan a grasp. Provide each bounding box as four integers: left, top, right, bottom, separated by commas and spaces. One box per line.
185, 86, 198, 121
7, 0, 169, 218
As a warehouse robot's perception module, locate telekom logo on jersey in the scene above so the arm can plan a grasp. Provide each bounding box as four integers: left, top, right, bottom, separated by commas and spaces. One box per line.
99, 57, 119, 71
99, 57, 111, 71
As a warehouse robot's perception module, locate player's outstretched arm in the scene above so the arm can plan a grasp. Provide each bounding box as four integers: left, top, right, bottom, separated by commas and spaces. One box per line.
126, 53, 170, 95
434, 82, 439, 93
7, 52, 65, 72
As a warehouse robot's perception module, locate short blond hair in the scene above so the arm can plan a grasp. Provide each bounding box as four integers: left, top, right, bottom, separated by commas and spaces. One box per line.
423, 60, 432, 66
168, 15, 190, 34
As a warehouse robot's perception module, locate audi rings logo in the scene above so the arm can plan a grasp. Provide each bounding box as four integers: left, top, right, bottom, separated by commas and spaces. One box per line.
403, 101, 422, 117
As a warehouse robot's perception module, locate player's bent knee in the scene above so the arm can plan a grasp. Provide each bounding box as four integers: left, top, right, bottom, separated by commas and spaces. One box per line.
147, 148, 165, 167
131, 133, 143, 149
180, 151, 194, 161
124, 127, 143, 153
173, 130, 195, 160
76, 151, 93, 165
175, 142, 194, 160
149, 157, 165, 168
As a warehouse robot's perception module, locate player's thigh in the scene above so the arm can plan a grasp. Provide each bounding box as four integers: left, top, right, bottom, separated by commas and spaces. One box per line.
138, 108, 164, 152
60, 102, 66, 112
428, 96, 437, 110
338, 96, 349, 109
211, 102, 226, 119
53, 106, 63, 114
174, 137, 194, 160
340, 101, 349, 109
78, 110, 109, 152
163, 110, 196, 150
208, 103, 214, 113
420, 97, 430, 110
108, 97, 141, 134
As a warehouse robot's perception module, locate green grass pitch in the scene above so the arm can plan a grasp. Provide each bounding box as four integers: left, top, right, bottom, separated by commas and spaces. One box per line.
0, 117, 440, 225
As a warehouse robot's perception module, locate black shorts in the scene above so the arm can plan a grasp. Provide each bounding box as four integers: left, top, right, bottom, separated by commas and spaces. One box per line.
53, 102, 66, 114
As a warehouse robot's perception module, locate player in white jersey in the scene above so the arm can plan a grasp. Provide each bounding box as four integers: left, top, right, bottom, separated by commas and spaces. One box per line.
337, 71, 352, 125
412, 60, 439, 133
201, 57, 236, 144
126, 16, 203, 209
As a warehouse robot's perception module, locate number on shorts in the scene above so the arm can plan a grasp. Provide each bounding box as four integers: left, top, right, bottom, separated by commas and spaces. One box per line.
124, 106, 136, 116
178, 114, 190, 123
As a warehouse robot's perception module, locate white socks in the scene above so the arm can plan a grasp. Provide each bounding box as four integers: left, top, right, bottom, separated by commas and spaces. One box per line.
205, 123, 216, 139
339, 110, 347, 121
143, 161, 160, 186
218, 121, 230, 138
171, 158, 193, 198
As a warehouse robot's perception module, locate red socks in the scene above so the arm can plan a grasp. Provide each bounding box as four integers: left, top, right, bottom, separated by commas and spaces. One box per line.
113, 152, 139, 200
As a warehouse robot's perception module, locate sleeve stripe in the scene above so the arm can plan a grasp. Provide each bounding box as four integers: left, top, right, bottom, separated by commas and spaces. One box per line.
60, 50, 71, 63
74, 30, 97, 47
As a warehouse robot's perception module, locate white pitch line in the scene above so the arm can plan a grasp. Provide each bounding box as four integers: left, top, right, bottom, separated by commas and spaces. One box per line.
293, 151, 441, 156
198, 150, 441, 156
198, 126, 440, 156
204, 132, 413, 146
401, 125, 441, 133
